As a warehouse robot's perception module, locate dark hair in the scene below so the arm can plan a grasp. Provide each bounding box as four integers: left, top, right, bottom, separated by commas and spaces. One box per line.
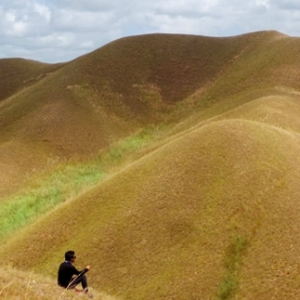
65, 250, 76, 261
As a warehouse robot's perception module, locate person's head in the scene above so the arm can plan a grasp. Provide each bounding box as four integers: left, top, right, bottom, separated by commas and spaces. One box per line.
65, 250, 76, 262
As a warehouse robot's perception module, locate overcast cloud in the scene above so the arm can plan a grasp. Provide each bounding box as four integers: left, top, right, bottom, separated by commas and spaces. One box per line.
0, 0, 299, 63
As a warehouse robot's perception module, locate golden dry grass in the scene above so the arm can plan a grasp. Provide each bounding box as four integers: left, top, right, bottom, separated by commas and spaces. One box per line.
2, 30, 300, 299
0, 266, 118, 300
2, 116, 300, 299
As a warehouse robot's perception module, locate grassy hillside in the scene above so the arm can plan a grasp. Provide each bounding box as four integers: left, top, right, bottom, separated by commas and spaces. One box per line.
2, 30, 300, 299
0, 266, 118, 300
2, 115, 300, 299
0, 30, 290, 198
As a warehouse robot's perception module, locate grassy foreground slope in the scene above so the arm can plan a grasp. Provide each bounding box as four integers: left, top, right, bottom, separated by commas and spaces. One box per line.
0, 266, 118, 300
2, 110, 300, 299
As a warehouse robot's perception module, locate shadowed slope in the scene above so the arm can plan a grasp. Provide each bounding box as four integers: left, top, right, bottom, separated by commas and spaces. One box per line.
0, 58, 65, 102
2, 118, 300, 299
64, 33, 247, 104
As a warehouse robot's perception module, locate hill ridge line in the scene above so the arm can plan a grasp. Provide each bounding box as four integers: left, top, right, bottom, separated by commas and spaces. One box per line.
46, 117, 300, 212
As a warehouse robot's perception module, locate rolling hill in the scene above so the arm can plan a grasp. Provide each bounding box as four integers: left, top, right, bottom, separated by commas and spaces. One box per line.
0, 30, 290, 196
1, 30, 300, 299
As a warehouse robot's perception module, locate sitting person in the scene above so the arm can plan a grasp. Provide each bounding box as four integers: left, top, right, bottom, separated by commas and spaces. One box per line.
57, 250, 91, 295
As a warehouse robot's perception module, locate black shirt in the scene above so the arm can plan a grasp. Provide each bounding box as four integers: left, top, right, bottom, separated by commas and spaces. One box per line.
57, 261, 86, 287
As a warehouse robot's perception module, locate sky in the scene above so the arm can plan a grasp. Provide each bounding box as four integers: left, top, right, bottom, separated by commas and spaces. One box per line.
0, 0, 299, 63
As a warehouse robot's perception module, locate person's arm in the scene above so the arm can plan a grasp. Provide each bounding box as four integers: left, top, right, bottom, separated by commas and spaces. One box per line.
70, 264, 82, 276
79, 265, 90, 275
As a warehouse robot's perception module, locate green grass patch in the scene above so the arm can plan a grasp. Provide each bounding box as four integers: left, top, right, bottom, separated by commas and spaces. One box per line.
0, 125, 163, 242
0, 163, 106, 241
215, 235, 249, 300
104, 125, 163, 163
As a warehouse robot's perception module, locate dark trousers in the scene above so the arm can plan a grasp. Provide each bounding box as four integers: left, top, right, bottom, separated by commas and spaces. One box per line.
69, 274, 88, 289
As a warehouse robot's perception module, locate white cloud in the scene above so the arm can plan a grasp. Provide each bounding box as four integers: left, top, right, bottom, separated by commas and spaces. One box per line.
52, 8, 114, 31
34, 2, 51, 22
0, 0, 299, 63
274, 0, 300, 10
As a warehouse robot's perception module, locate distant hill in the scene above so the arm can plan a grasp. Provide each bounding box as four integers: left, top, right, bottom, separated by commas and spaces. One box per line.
0, 58, 65, 102
1, 30, 300, 299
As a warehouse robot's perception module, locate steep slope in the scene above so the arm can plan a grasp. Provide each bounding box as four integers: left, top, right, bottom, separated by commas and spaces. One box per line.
64, 33, 247, 104
2, 116, 300, 299
0, 32, 247, 196
184, 31, 300, 114
0, 30, 292, 197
